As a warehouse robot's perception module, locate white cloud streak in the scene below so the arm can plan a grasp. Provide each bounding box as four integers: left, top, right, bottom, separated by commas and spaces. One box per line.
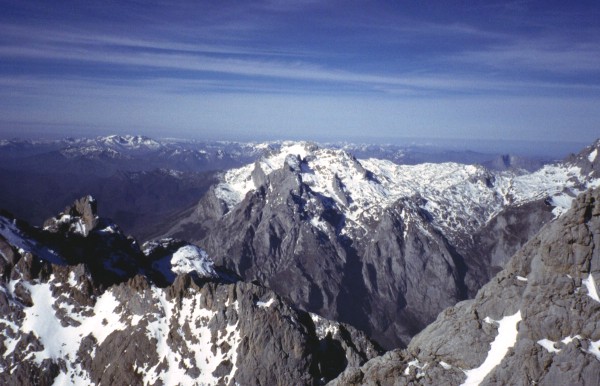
1, 25, 598, 98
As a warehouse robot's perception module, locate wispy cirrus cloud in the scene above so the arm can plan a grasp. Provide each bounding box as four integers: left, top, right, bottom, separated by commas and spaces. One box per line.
454, 38, 600, 74
2, 23, 598, 98
1, 1, 599, 142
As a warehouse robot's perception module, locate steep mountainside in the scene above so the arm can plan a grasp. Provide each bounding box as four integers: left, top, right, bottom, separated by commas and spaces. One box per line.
165, 140, 600, 349
331, 186, 600, 386
0, 197, 380, 385
0, 135, 273, 239
0, 134, 556, 242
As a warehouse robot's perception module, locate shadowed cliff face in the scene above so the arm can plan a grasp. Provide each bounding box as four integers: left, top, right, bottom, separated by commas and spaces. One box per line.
0, 197, 381, 385
168, 160, 476, 350
165, 140, 600, 350
331, 186, 600, 386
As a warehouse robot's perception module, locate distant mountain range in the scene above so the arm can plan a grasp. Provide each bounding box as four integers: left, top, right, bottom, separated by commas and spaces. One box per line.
0, 134, 554, 241
1, 134, 599, 385
0, 134, 551, 174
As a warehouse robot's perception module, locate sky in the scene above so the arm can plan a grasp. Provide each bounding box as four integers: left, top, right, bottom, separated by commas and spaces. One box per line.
0, 0, 599, 148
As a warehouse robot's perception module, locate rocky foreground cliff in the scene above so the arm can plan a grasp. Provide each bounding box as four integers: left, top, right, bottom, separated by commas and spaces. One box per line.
0, 197, 380, 385
331, 186, 600, 385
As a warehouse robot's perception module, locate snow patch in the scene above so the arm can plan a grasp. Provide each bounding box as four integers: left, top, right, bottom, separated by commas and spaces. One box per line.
588, 340, 600, 360
461, 311, 521, 386
549, 194, 575, 217
516, 276, 528, 282
310, 217, 329, 233
13, 280, 125, 383
583, 274, 600, 302
562, 335, 582, 345
404, 359, 427, 378
310, 313, 340, 338
589, 149, 598, 163
257, 297, 275, 308
537, 338, 561, 353
537, 335, 600, 360
97, 224, 118, 234
171, 245, 218, 278
151, 244, 218, 283
142, 287, 241, 385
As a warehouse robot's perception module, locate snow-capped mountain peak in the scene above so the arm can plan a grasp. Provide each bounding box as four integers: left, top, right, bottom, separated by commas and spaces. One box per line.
98, 134, 162, 150
213, 140, 600, 242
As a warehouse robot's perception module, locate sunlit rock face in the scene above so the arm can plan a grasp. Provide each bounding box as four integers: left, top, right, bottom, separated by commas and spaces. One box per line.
166, 140, 600, 349
331, 186, 600, 385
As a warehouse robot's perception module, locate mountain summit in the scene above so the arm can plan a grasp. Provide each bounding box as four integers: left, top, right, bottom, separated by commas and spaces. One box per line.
164, 140, 600, 348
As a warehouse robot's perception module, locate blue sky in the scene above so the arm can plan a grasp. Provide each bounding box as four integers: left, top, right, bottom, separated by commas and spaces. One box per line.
1, 0, 599, 146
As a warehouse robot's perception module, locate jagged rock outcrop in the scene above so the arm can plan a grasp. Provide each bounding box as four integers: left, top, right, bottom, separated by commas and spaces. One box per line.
171, 157, 473, 349
330, 186, 600, 385
43, 195, 99, 236
165, 140, 600, 349
0, 197, 380, 385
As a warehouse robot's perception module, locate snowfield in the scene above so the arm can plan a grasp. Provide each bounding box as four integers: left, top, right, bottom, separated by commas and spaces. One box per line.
214, 141, 600, 242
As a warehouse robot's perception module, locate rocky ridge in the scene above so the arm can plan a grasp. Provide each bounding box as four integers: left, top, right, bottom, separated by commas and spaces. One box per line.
330, 186, 600, 385
0, 197, 380, 385
165, 140, 600, 349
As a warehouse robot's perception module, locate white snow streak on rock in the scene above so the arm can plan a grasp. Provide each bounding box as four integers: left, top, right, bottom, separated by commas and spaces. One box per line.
588, 340, 600, 360
15, 280, 125, 384
310, 217, 329, 233
583, 274, 600, 302
0, 216, 64, 265
589, 149, 598, 163
537, 338, 561, 353
403, 359, 427, 378
549, 194, 575, 217
257, 297, 275, 308
536, 335, 600, 361
461, 311, 521, 386
142, 288, 240, 386
310, 313, 340, 338
537, 335, 582, 354
562, 335, 582, 345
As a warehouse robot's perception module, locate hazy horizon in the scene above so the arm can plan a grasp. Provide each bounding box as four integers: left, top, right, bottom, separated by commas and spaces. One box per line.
0, 128, 591, 159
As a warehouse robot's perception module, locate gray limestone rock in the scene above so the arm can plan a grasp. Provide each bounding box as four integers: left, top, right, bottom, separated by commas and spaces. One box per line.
330, 187, 600, 385
168, 159, 480, 349
0, 199, 380, 385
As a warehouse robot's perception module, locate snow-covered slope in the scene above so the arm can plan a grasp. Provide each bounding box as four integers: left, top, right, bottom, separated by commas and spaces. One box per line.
0, 198, 380, 385
214, 140, 600, 242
